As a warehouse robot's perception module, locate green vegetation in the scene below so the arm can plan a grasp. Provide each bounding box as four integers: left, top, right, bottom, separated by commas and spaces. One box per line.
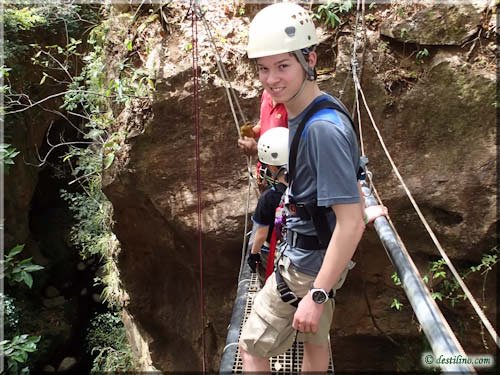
426, 247, 499, 308
3, 2, 154, 371
3, 244, 44, 288
0, 143, 20, 174
390, 298, 404, 311
390, 246, 499, 311
53, 16, 141, 370
86, 312, 137, 372
313, 0, 353, 30
26, 3, 156, 369
1, 335, 42, 374
416, 48, 429, 64
1, 246, 44, 374
3, 3, 100, 61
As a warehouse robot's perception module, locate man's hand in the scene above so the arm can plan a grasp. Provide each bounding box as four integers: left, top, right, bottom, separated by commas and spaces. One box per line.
364, 204, 388, 224
292, 292, 324, 333
247, 252, 261, 273
238, 136, 258, 157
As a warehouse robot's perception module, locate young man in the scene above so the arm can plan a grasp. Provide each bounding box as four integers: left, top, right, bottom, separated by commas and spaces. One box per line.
239, 2, 385, 371
247, 127, 289, 286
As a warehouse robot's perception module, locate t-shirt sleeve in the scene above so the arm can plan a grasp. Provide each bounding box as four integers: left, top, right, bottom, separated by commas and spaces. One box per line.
252, 190, 282, 226
306, 116, 360, 207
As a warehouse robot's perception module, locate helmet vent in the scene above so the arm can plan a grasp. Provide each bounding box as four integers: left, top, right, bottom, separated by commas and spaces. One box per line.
285, 26, 296, 37
271, 152, 278, 159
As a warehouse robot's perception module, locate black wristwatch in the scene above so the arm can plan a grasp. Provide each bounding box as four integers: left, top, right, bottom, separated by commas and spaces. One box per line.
310, 286, 329, 304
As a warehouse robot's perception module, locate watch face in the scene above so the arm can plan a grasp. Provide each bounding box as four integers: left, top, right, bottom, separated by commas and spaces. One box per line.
312, 289, 328, 304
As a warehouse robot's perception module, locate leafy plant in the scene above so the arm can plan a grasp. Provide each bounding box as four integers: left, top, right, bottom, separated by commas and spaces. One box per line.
0, 335, 41, 374
2, 244, 44, 288
391, 271, 402, 286
391, 298, 404, 311
1, 143, 20, 174
416, 48, 429, 64
313, 0, 353, 30
1, 245, 44, 373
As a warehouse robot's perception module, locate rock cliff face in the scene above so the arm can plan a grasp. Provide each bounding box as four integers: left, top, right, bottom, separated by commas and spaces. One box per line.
100, 2, 496, 372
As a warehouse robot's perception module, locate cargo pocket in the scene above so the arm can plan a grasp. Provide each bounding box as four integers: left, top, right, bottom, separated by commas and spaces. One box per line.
252, 306, 295, 358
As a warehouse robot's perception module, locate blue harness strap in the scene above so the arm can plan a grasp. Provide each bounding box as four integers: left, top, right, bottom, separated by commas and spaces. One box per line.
288, 97, 365, 188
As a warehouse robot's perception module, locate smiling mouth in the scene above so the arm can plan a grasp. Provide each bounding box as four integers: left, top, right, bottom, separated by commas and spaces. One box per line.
269, 87, 285, 94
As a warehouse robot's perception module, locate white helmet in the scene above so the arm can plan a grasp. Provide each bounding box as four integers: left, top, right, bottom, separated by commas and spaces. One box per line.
258, 127, 289, 166
247, 2, 318, 59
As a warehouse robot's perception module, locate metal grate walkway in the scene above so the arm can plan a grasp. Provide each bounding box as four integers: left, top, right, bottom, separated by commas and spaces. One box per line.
229, 273, 334, 373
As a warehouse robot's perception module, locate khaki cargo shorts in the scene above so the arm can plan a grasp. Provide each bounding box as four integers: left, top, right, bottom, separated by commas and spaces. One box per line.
239, 257, 351, 358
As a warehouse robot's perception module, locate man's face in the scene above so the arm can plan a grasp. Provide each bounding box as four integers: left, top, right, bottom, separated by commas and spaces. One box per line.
256, 53, 305, 104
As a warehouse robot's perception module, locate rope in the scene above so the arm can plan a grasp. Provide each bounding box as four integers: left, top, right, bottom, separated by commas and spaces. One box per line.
352, 0, 365, 156
194, 4, 257, 280
348, 0, 499, 347
190, 1, 206, 371
198, 11, 247, 133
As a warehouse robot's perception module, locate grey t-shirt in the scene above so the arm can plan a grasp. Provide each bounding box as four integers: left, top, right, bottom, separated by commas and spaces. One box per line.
284, 93, 361, 276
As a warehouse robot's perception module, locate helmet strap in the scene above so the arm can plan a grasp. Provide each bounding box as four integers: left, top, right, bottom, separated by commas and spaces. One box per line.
260, 165, 287, 188
285, 49, 316, 104
285, 75, 307, 104
293, 49, 316, 81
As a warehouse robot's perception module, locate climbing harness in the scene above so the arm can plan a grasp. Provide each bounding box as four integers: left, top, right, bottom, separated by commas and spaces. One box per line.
286, 98, 367, 248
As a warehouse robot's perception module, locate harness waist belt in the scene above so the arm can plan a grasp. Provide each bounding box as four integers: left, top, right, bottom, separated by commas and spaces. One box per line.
286, 230, 324, 250
275, 268, 334, 308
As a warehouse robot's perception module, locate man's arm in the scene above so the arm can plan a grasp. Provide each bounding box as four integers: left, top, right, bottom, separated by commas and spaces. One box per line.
292, 202, 365, 333
251, 225, 269, 255
247, 225, 269, 273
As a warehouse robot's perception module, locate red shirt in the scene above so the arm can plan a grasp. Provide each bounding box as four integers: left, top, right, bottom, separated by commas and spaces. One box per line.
256, 90, 288, 137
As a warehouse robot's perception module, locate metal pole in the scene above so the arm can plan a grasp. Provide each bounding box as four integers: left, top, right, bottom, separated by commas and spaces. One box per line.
219, 261, 251, 373
362, 183, 476, 374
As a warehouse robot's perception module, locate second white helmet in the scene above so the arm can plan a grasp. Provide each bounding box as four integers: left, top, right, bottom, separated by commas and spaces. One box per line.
257, 127, 289, 166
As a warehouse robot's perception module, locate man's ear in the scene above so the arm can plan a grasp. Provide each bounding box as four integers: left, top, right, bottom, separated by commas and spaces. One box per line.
308, 51, 318, 68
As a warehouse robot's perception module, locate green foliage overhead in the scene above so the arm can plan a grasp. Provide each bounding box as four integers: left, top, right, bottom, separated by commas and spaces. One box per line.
2, 2, 100, 62
4, 6, 47, 31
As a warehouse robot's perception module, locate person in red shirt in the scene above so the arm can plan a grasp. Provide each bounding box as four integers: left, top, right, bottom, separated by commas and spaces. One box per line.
238, 89, 288, 155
